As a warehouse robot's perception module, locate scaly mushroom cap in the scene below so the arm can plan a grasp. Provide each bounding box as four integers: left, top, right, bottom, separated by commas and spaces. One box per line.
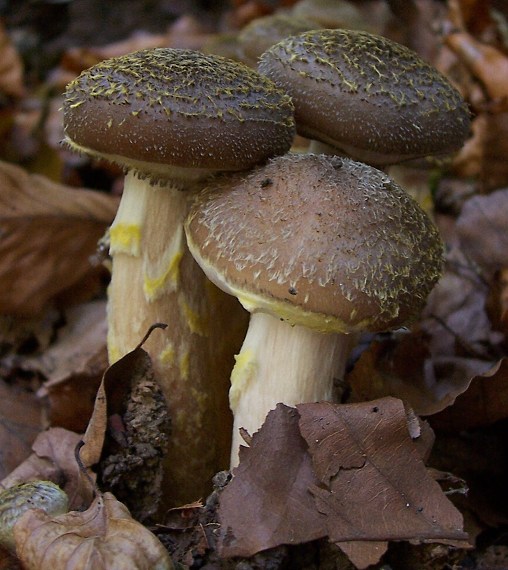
185, 153, 444, 333
63, 48, 295, 180
258, 29, 471, 166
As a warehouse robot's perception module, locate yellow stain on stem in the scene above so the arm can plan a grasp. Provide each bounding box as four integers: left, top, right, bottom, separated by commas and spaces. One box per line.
178, 294, 208, 337
143, 250, 183, 300
159, 343, 176, 367
179, 349, 190, 381
110, 223, 142, 256
143, 223, 185, 301
229, 348, 258, 411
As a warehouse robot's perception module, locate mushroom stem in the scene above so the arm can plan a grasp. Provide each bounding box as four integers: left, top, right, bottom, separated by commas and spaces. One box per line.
109, 171, 149, 258
229, 311, 356, 466
107, 171, 246, 504
107, 172, 189, 361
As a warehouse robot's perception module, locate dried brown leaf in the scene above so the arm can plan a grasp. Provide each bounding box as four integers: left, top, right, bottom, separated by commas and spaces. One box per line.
56, 16, 210, 89
79, 339, 153, 469
444, 29, 508, 100
13, 492, 173, 569
348, 335, 495, 417
32, 301, 108, 433
337, 540, 388, 570
1, 428, 92, 511
0, 23, 24, 98
0, 161, 118, 317
431, 357, 508, 431
456, 189, 508, 276
218, 404, 326, 558
80, 326, 170, 520
299, 400, 467, 543
217, 400, 468, 567
0, 380, 42, 480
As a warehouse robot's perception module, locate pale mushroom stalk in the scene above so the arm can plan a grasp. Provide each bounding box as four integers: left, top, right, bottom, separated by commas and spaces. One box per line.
107, 171, 191, 362
185, 153, 444, 466
229, 312, 357, 462
63, 47, 295, 505
106, 172, 238, 486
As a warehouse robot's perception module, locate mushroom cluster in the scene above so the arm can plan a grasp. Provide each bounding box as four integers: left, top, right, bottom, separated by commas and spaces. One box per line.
63, 47, 295, 504
62, 27, 471, 491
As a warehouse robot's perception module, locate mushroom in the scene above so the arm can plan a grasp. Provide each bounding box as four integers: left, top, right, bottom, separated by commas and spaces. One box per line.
184, 153, 444, 464
258, 29, 471, 167
236, 13, 315, 68
63, 47, 295, 504
291, 0, 373, 32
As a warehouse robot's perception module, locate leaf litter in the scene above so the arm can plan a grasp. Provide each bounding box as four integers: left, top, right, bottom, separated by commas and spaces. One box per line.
2, 0, 508, 568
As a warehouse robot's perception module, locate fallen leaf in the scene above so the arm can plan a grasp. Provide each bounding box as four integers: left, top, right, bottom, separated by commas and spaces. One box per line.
455, 188, 508, 277
0, 306, 60, 356
337, 541, 388, 570
81, 325, 171, 521
444, 29, 508, 100
218, 405, 326, 559
13, 492, 173, 569
0, 23, 25, 99
299, 400, 467, 540
31, 301, 108, 433
56, 16, 210, 88
0, 380, 42, 480
0, 481, 68, 551
1, 427, 92, 511
430, 357, 508, 431
217, 400, 469, 568
348, 334, 495, 417
0, 160, 118, 317
422, 247, 501, 358
477, 112, 508, 191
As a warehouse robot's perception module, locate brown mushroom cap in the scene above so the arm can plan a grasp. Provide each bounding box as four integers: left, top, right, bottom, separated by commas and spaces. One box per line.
258, 29, 471, 166
63, 48, 295, 180
185, 153, 444, 333
237, 14, 315, 66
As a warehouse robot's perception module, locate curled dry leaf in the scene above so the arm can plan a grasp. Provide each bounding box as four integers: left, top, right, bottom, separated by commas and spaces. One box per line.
441, 2, 508, 190
0, 481, 68, 551
0, 22, 25, 98
55, 15, 210, 90
0, 161, 119, 317
1, 427, 93, 511
430, 357, 508, 431
349, 336, 497, 417
13, 492, 173, 570
218, 400, 468, 570
80, 326, 170, 521
444, 28, 508, 100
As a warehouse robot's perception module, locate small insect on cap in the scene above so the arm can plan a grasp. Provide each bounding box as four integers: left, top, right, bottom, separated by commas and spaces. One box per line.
259, 29, 471, 166
185, 153, 444, 333
63, 48, 296, 180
